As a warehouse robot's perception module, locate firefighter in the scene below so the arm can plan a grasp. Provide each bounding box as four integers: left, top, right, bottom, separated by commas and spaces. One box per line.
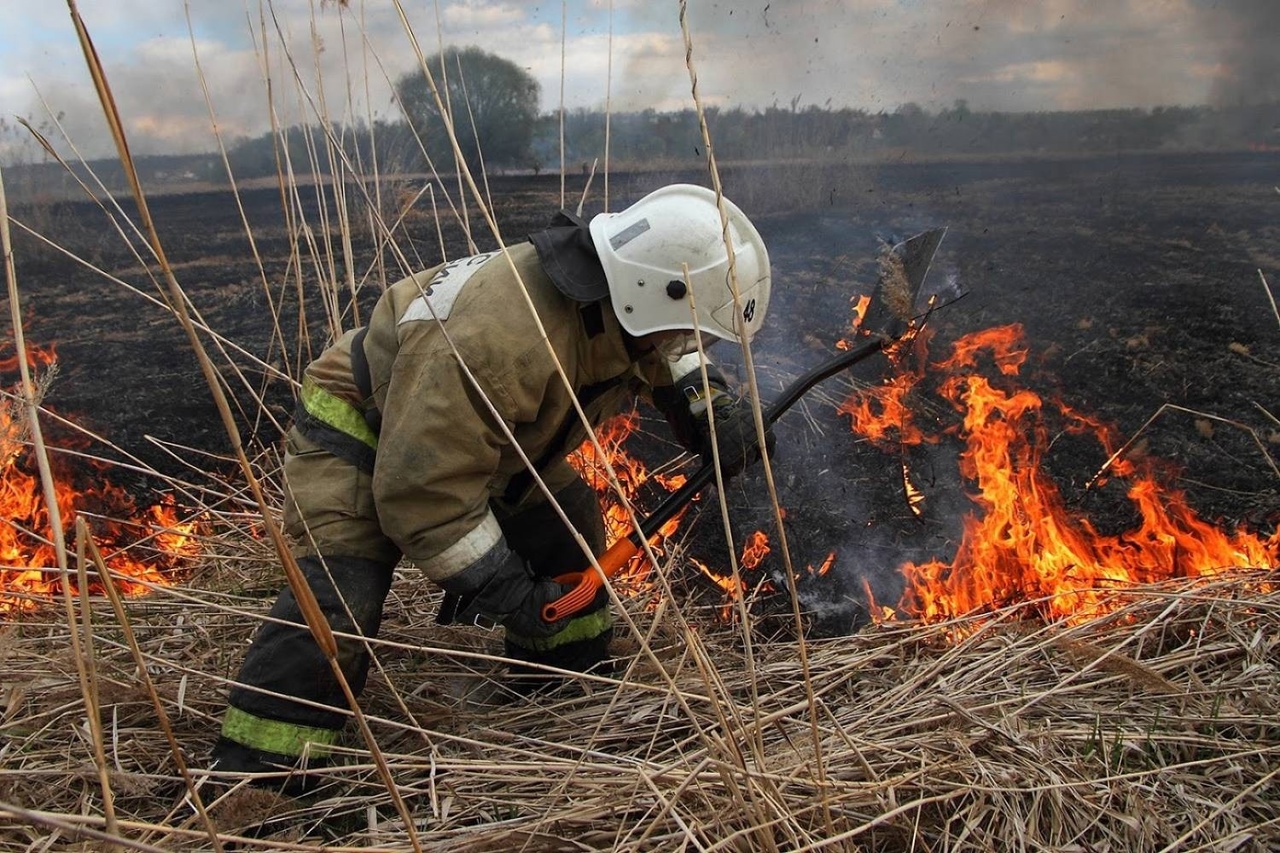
211, 184, 773, 784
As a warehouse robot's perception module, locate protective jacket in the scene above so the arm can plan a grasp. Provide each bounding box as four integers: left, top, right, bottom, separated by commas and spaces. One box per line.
217, 223, 696, 767
295, 240, 674, 579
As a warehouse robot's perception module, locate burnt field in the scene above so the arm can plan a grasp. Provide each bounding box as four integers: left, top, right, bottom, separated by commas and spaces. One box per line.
6, 151, 1279, 630
3, 151, 1279, 851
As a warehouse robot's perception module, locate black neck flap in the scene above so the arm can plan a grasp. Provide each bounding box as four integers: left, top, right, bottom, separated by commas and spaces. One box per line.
528, 210, 611, 303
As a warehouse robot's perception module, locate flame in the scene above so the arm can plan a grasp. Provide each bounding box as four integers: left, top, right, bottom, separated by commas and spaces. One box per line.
571, 414, 769, 612
568, 412, 687, 589
1, 346, 202, 612
837, 370, 933, 445
693, 531, 772, 619
836, 294, 874, 350
740, 530, 771, 570
809, 550, 837, 577
692, 557, 746, 619
902, 462, 926, 517
840, 324, 1279, 624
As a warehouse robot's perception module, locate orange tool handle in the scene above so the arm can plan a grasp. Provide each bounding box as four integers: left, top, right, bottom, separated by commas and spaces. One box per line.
541, 534, 642, 622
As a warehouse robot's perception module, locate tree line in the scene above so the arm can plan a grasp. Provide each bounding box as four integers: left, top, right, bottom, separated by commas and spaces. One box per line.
4, 46, 1279, 195
223, 45, 1280, 180
219, 100, 1280, 183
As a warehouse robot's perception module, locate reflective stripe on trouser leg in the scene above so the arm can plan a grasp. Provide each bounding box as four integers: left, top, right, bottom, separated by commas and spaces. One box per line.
223, 554, 395, 755
220, 706, 341, 759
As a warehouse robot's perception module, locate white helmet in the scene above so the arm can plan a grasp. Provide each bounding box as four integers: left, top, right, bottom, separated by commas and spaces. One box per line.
588, 184, 770, 346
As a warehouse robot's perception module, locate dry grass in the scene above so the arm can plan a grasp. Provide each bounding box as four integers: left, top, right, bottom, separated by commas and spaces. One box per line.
1, 547, 1277, 851
875, 243, 916, 326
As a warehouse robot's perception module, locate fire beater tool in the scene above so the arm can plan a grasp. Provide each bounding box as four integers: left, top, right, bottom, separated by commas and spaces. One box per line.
541, 227, 953, 623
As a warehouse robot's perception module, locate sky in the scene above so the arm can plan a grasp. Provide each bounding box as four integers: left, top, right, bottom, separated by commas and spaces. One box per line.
0, 0, 1275, 161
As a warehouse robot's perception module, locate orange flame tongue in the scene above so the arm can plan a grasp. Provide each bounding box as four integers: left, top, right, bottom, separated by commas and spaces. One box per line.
569, 412, 684, 589
571, 413, 772, 611
842, 325, 1279, 624
1, 347, 201, 612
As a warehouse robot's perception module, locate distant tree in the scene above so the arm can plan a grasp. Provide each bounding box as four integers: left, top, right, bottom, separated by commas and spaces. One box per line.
394, 46, 540, 174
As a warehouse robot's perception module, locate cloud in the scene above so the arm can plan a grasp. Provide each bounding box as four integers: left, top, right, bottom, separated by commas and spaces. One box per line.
0, 0, 1274, 161
442, 2, 527, 30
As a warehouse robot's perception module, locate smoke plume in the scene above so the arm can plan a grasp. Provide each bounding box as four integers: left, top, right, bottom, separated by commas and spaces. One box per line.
1201, 0, 1280, 106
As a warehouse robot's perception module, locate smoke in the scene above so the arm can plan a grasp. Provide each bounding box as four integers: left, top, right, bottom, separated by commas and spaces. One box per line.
615, 1, 1279, 115
1199, 0, 1280, 106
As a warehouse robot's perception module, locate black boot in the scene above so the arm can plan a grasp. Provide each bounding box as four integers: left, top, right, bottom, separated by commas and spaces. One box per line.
504, 626, 615, 696
210, 736, 333, 797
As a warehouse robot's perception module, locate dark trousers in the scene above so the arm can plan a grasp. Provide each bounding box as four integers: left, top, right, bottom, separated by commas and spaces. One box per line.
227, 471, 609, 733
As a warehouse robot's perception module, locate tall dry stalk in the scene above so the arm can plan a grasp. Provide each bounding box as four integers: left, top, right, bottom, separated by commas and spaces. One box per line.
1261, 270, 1278, 330
678, 3, 833, 841
62, 3, 425, 847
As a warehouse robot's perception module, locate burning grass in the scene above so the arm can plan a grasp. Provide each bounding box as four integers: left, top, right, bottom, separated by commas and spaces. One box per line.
0, 346, 203, 613
839, 324, 1280, 628
2, 297, 1272, 850
0, 548, 1277, 850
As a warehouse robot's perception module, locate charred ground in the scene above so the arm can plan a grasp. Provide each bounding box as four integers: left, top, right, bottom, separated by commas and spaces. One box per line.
5, 152, 1278, 633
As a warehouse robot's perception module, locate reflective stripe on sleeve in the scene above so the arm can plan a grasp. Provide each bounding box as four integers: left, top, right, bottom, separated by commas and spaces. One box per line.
221, 706, 341, 758
300, 375, 379, 450
668, 352, 703, 382
417, 511, 505, 581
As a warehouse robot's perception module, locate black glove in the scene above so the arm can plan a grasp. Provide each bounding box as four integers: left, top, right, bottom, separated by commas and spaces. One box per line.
698, 397, 776, 478
439, 541, 573, 639
654, 364, 732, 455
655, 366, 775, 477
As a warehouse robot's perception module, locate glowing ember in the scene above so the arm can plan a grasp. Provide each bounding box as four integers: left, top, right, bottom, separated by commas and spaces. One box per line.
840, 324, 1279, 624
1, 345, 202, 612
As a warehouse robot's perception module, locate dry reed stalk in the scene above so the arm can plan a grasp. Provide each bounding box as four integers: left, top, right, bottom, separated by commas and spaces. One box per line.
71, 529, 120, 848
5, 161, 112, 844
16, 110, 294, 437
10, 202, 284, 371
604, 0, 614, 212
559, 0, 567, 209
1, 164, 69, 586
679, 5, 832, 841
1087, 402, 1280, 487
62, 3, 425, 846
184, 6, 296, 390
1261, 270, 1278, 330
80, 517, 225, 851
